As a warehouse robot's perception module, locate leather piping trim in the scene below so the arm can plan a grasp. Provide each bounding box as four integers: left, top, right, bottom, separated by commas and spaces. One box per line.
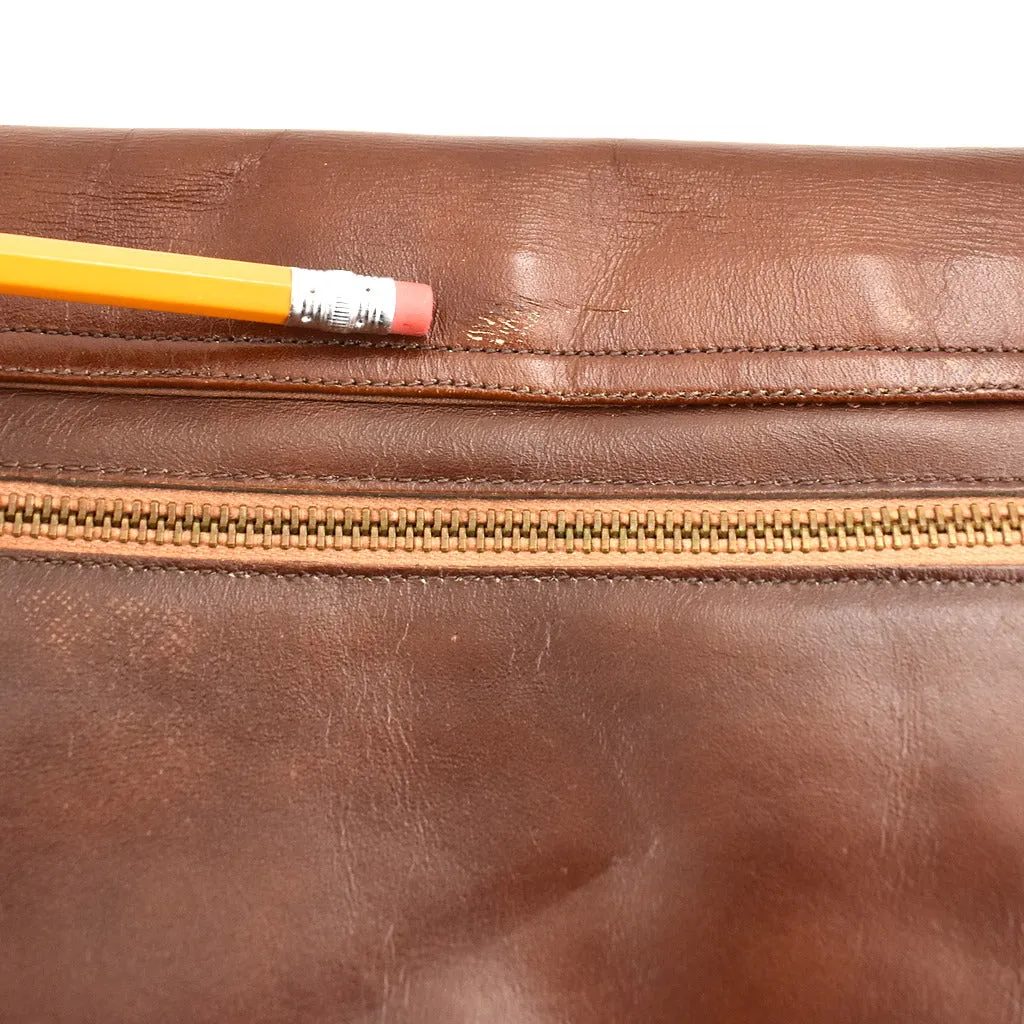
2, 553, 1023, 586
2, 462, 1023, 490
2, 325, 1023, 357
3, 364, 1024, 402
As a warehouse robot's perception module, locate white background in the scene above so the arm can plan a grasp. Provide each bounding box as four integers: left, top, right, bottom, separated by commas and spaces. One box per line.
4, 1, 1023, 146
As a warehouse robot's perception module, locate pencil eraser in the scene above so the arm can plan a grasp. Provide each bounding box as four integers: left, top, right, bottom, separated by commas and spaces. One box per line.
392, 281, 434, 336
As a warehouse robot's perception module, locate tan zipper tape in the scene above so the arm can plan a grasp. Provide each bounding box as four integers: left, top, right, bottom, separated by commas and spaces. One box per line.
2, 483, 1024, 570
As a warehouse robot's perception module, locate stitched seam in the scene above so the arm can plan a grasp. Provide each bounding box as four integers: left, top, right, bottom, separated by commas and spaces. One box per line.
1, 553, 1022, 585
1, 326, 1022, 357
2, 461, 1023, 489
2, 365, 1022, 400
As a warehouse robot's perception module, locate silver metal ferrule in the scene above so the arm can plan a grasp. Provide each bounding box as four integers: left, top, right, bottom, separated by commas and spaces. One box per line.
286, 268, 396, 334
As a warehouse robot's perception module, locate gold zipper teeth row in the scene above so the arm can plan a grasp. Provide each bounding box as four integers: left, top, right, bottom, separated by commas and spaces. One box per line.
1, 493, 1023, 555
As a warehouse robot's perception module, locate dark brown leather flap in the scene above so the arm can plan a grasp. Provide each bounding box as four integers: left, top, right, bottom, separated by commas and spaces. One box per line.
2, 129, 1023, 404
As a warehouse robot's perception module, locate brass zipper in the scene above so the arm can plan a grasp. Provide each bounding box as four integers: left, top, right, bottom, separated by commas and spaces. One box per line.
2, 484, 1024, 570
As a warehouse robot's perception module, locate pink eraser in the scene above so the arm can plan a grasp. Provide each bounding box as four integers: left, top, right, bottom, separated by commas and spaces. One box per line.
391, 281, 434, 336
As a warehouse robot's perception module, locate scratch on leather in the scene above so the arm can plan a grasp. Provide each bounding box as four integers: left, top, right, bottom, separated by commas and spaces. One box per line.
465, 308, 541, 346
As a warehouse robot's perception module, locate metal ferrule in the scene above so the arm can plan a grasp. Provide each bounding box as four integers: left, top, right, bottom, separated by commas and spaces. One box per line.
286, 268, 396, 334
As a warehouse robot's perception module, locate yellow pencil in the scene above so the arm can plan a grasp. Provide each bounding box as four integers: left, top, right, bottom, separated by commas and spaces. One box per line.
0, 232, 434, 336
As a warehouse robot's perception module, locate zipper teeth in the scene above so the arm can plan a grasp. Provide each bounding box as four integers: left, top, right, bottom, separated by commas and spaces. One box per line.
1, 492, 1023, 556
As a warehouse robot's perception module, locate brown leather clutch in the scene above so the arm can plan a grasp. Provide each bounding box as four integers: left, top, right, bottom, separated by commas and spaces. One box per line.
2, 129, 1023, 1023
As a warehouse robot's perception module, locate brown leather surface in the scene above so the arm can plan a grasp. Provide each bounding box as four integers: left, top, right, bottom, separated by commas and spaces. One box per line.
4, 387, 1024, 501
4, 561, 1024, 1024
3, 129, 1024, 1022
2, 130, 1023, 356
